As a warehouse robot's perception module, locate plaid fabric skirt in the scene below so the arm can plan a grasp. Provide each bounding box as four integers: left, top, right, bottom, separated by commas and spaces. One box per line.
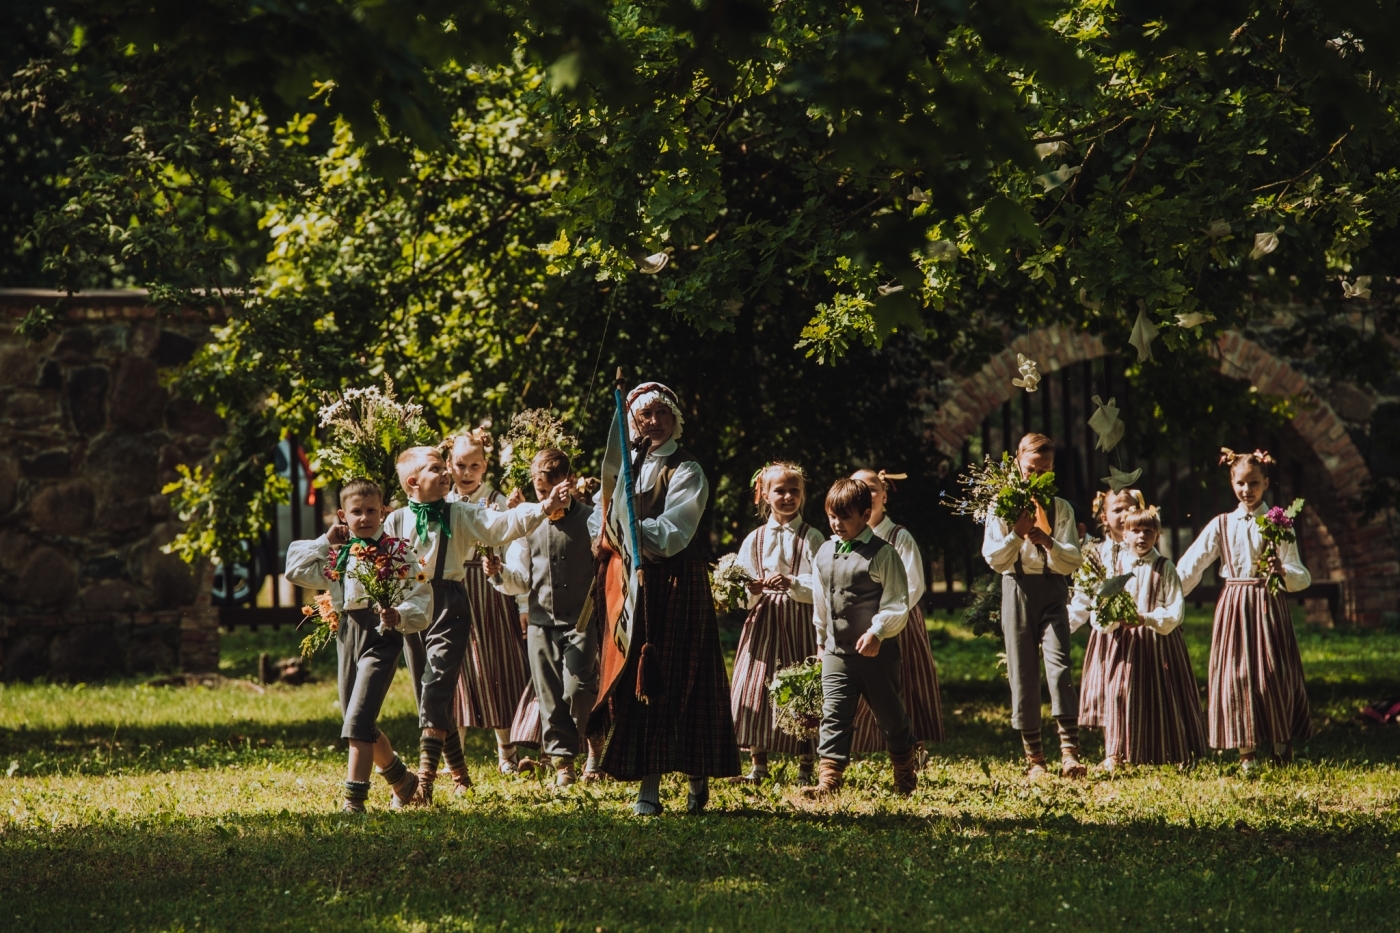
601, 558, 741, 780
851, 606, 945, 752
730, 593, 818, 755
1208, 580, 1312, 750
1102, 625, 1207, 764
1078, 628, 1110, 728
452, 563, 530, 731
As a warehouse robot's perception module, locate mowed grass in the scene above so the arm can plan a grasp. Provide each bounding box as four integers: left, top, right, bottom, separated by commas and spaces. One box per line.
3, 612, 1400, 932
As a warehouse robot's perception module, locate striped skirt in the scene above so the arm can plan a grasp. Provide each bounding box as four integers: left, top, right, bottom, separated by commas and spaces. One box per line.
730, 593, 819, 755
1208, 580, 1312, 750
452, 563, 530, 731
509, 684, 542, 747
1102, 625, 1207, 765
1078, 629, 1111, 728
851, 606, 945, 752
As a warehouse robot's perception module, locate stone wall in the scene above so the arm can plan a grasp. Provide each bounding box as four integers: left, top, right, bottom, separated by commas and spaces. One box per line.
0, 290, 222, 680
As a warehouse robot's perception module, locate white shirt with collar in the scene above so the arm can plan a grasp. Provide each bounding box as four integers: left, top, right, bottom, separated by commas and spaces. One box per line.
1177, 501, 1311, 595
491, 499, 578, 597
587, 437, 710, 559
285, 533, 433, 634
811, 525, 910, 649
981, 496, 1083, 576
1087, 547, 1185, 636
736, 515, 826, 606
872, 514, 926, 609
383, 496, 548, 583
1069, 537, 1127, 633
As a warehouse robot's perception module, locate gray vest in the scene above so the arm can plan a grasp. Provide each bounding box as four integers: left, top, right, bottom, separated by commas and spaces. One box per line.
814, 534, 890, 654
524, 501, 595, 627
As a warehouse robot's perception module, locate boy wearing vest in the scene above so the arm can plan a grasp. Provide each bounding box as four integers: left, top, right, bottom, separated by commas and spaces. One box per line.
384, 446, 573, 803
981, 433, 1086, 780
485, 448, 600, 787
285, 479, 432, 812
803, 477, 919, 798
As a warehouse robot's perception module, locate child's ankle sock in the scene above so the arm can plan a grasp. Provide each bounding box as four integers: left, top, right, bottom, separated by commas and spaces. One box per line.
442, 729, 467, 776
494, 728, 514, 758
634, 773, 662, 814
1055, 717, 1081, 755
377, 755, 408, 787
1021, 729, 1045, 762
750, 750, 769, 774
343, 779, 370, 807
798, 754, 815, 773
418, 735, 445, 782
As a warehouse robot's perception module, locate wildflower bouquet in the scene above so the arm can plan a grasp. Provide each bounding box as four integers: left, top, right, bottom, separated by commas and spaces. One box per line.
1073, 537, 1140, 627
945, 453, 1058, 524
963, 574, 1003, 637
711, 553, 753, 613
499, 408, 582, 497
325, 536, 425, 634
1255, 498, 1305, 595
770, 658, 824, 740
316, 379, 437, 503
298, 593, 340, 657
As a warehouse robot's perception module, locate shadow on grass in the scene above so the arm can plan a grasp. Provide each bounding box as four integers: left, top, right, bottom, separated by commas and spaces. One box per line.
1, 803, 1394, 932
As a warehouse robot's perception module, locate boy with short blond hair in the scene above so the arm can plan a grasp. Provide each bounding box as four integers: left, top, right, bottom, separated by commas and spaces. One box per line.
286, 478, 432, 812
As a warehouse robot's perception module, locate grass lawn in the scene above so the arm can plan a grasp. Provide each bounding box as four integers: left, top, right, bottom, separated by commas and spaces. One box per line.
3, 610, 1400, 932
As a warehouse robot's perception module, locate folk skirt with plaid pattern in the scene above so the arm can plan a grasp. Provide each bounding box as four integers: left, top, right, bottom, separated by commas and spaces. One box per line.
600, 558, 741, 780
452, 562, 530, 731
1208, 579, 1312, 750
851, 606, 945, 752
1102, 625, 1207, 764
730, 593, 818, 756
1078, 628, 1110, 728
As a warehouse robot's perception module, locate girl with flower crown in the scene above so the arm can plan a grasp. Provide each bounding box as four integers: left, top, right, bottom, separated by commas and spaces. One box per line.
1177, 448, 1312, 774
727, 462, 827, 786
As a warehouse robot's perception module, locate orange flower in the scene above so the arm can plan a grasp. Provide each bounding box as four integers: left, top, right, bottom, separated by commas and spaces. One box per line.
314, 593, 335, 618
301, 605, 314, 617
415, 571, 428, 583
397, 567, 409, 579
327, 570, 340, 582
350, 543, 367, 559
326, 611, 340, 633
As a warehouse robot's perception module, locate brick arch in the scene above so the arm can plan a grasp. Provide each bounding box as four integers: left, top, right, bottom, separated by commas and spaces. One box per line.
927, 326, 1398, 626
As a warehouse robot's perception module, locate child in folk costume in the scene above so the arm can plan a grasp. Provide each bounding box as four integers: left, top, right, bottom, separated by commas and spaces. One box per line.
440, 427, 535, 775
485, 449, 601, 787
1177, 449, 1311, 773
728, 462, 826, 785
848, 468, 944, 759
1080, 505, 1207, 768
1074, 488, 1144, 739
802, 478, 918, 797
285, 479, 432, 812
384, 446, 573, 803
590, 382, 741, 815
981, 433, 1086, 779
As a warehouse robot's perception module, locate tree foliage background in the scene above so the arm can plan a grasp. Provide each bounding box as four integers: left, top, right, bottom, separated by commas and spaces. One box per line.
4, 0, 1400, 565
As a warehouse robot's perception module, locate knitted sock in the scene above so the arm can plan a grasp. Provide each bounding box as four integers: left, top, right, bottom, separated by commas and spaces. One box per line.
494, 728, 514, 756
798, 754, 815, 773
688, 776, 708, 796
377, 755, 408, 787
343, 780, 370, 804
419, 735, 445, 781
634, 773, 662, 814
442, 729, 467, 775
750, 750, 769, 774
1021, 729, 1045, 762
1055, 717, 1080, 754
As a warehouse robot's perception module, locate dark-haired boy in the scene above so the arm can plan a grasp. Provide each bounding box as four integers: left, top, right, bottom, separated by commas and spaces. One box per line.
286, 478, 432, 812
802, 477, 918, 798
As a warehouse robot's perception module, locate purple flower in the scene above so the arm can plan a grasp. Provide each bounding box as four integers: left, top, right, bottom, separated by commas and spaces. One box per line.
1265, 506, 1293, 528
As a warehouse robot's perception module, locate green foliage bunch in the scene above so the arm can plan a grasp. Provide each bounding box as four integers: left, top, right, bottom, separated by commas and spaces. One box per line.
498, 409, 582, 495
315, 380, 437, 505
946, 454, 1059, 523
769, 657, 824, 741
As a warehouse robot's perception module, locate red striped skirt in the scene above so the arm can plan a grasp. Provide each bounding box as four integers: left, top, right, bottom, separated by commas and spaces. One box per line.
729, 593, 819, 755
851, 606, 945, 752
1102, 625, 1207, 764
509, 684, 542, 747
1207, 580, 1312, 750
452, 563, 530, 731
1078, 628, 1110, 728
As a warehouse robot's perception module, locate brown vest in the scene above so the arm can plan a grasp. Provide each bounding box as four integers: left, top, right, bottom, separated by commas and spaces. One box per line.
634, 447, 711, 564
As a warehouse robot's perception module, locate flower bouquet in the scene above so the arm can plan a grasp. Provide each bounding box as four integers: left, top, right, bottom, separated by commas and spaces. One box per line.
944, 453, 1058, 524
325, 536, 425, 635
1073, 537, 1140, 627
770, 657, 824, 740
499, 408, 582, 498
963, 574, 1003, 637
711, 553, 753, 613
298, 592, 340, 657
316, 379, 437, 504
1255, 498, 1305, 595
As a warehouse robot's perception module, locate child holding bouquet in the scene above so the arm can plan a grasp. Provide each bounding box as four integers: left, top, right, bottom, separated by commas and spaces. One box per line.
285, 479, 433, 812
1177, 449, 1311, 772
978, 434, 1085, 779
728, 462, 826, 785
1085, 506, 1207, 768
385, 446, 573, 803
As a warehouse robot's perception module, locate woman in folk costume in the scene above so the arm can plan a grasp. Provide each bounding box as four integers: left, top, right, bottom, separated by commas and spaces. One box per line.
589, 382, 741, 814
1177, 448, 1311, 774
441, 426, 533, 775
848, 469, 944, 758
1072, 488, 1144, 741
728, 462, 826, 786
1081, 505, 1206, 768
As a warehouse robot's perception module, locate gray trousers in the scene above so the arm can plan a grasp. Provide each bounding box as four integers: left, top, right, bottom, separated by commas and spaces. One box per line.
338, 608, 404, 743
417, 579, 471, 731
818, 638, 914, 763
1001, 572, 1077, 731
529, 623, 600, 758
402, 631, 425, 714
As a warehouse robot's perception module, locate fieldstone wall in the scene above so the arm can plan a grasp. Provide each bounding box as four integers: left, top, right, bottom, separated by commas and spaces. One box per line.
0, 290, 221, 680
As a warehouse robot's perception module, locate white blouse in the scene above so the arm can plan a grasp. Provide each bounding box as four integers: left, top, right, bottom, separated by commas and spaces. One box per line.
981, 496, 1084, 576
872, 514, 926, 609
736, 516, 826, 606
588, 438, 709, 559
1177, 502, 1311, 595
285, 534, 433, 634
383, 497, 547, 583
1085, 547, 1185, 636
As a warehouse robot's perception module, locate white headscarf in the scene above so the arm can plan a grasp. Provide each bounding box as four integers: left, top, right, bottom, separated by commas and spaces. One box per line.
626, 381, 685, 442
